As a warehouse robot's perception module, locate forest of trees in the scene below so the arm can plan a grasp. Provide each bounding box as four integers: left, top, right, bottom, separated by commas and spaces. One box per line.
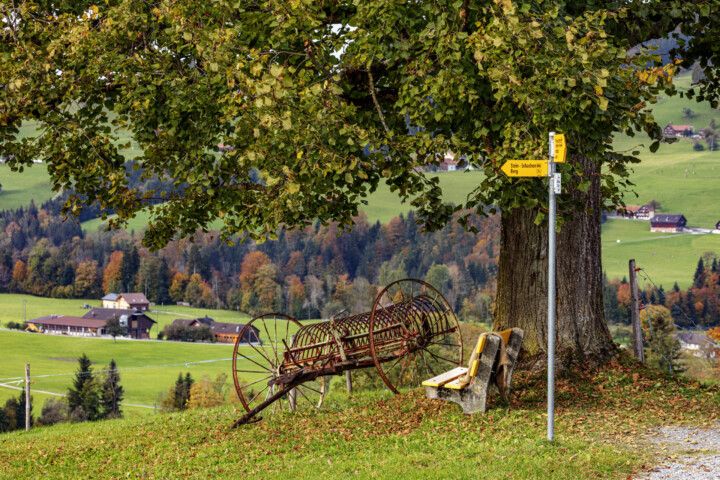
2, 197, 718, 330
2, 197, 719, 329
0, 202, 500, 322
603, 255, 720, 329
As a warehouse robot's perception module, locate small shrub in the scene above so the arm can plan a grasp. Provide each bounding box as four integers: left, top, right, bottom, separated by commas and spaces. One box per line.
6, 321, 27, 330
69, 406, 88, 423
38, 398, 69, 426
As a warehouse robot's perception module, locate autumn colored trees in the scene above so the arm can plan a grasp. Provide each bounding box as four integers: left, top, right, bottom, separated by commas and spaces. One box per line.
603, 255, 720, 329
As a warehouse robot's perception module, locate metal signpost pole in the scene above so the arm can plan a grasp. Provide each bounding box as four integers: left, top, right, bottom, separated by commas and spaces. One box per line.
499, 132, 564, 442
547, 132, 556, 442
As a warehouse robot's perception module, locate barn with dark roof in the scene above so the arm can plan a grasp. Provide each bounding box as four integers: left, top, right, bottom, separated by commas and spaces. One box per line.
650, 214, 687, 233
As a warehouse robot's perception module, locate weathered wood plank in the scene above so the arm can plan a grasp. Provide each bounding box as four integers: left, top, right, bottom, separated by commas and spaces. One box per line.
421, 367, 467, 387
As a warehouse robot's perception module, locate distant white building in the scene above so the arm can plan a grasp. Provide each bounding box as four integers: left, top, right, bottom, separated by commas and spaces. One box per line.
675, 333, 716, 359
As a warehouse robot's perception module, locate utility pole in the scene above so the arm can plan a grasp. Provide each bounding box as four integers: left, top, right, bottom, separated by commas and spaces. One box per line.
25, 364, 31, 432
629, 259, 645, 362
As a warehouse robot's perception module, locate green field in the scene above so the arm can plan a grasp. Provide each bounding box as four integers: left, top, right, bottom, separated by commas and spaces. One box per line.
601, 219, 720, 289
0, 293, 253, 338
0, 163, 55, 211
0, 294, 316, 416
0, 327, 303, 417
1, 354, 718, 479
610, 72, 720, 228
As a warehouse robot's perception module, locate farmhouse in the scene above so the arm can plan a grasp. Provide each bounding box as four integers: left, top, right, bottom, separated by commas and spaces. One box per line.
167, 317, 261, 343
117, 293, 150, 311
102, 293, 150, 311
210, 322, 261, 344
675, 333, 716, 359
101, 293, 119, 309
169, 318, 201, 329
83, 307, 156, 339
650, 214, 687, 233
27, 315, 107, 337
636, 204, 655, 220
610, 205, 641, 219
663, 123, 695, 137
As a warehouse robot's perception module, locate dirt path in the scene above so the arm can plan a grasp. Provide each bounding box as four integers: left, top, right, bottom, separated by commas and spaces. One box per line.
633, 424, 720, 479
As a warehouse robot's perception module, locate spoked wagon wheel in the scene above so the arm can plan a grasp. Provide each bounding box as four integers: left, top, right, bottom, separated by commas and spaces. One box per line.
368, 279, 463, 394
232, 313, 326, 419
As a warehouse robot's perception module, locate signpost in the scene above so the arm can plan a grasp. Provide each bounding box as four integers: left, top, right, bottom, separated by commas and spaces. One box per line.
500, 160, 548, 177
546, 132, 558, 442
500, 132, 564, 442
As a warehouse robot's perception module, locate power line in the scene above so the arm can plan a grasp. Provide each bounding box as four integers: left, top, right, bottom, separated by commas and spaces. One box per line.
0, 354, 264, 383
635, 267, 720, 351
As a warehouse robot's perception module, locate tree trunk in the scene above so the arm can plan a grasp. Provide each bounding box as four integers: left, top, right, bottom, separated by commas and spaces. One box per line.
493, 155, 615, 370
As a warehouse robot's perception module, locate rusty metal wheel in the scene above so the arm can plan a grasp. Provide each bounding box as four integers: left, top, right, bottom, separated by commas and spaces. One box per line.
368, 279, 463, 394
232, 313, 326, 417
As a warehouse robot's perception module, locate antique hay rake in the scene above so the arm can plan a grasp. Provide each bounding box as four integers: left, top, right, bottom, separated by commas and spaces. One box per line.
231, 279, 463, 427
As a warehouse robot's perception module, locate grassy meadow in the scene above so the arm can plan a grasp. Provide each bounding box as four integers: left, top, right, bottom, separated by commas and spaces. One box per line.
0, 327, 297, 417
601, 219, 720, 288
0, 163, 55, 211
1, 354, 718, 479
0, 293, 253, 337
0, 294, 318, 415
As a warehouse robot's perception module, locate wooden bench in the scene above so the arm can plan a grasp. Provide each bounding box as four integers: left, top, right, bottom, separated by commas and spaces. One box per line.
423, 328, 524, 414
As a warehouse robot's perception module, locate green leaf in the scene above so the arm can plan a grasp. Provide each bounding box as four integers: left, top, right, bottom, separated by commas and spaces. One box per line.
597, 96, 609, 111
183, 31, 192, 42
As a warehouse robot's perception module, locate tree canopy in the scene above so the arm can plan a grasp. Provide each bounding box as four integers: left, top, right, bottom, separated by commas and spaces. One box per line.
3, 1, 720, 368
2, 1, 717, 249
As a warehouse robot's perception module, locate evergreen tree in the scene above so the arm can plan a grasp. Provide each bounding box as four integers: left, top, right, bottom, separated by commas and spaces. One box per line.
693, 259, 706, 288
643, 307, 684, 374
79, 380, 101, 421
0, 405, 10, 433
100, 359, 124, 419
2, 389, 32, 431
120, 247, 140, 292
712, 258, 718, 274
67, 353, 100, 421
169, 372, 194, 411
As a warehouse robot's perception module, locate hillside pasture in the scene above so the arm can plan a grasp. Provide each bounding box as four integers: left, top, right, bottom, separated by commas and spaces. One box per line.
0, 163, 55, 211
0, 293, 253, 338
601, 219, 720, 289
1, 355, 719, 479
0, 329, 261, 416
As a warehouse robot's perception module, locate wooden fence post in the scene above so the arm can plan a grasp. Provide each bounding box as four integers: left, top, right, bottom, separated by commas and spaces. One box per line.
25, 363, 31, 432
345, 371, 353, 395
629, 259, 645, 362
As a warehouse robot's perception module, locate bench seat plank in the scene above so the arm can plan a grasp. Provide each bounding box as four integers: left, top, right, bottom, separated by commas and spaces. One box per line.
421, 367, 467, 387
443, 377, 469, 390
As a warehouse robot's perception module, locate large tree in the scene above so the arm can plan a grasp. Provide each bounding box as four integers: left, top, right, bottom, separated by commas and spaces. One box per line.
3, 1, 719, 369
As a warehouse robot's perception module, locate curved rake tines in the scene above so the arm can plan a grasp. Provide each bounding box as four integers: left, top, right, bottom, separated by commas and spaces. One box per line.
368, 279, 463, 394
232, 313, 325, 420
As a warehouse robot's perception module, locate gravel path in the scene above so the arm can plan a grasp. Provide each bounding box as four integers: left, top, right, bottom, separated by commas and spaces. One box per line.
633, 424, 720, 479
